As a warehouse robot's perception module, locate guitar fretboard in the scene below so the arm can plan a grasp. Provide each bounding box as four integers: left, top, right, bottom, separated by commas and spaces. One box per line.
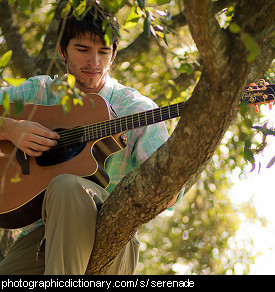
82, 102, 184, 142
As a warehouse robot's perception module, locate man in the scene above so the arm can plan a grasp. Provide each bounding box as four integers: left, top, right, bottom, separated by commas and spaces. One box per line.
0, 5, 183, 274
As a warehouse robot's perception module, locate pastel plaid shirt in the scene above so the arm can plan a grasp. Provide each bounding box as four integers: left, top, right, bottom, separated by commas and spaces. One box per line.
0, 74, 184, 234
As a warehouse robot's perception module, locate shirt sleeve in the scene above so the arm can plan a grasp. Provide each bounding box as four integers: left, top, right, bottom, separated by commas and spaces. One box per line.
0, 75, 58, 105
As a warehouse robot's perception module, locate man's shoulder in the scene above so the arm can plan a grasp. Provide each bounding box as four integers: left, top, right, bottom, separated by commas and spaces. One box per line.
111, 79, 157, 112
26, 75, 56, 85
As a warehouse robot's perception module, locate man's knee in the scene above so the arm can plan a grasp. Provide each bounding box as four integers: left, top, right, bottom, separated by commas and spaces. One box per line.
48, 174, 79, 190
44, 174, 107, 211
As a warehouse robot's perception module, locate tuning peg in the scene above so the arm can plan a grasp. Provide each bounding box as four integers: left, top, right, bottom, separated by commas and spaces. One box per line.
259, 79, 269, 86
249, 83, 258, 91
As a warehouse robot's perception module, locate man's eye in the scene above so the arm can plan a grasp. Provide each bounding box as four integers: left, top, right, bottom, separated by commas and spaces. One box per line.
78, 49, 87, 52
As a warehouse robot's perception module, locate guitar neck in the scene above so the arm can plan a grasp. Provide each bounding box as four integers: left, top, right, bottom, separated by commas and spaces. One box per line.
76, 83, 275, 143
83, 102, 184, 141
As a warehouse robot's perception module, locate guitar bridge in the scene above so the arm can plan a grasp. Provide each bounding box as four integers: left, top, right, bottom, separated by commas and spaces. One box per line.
16, 149, 30, 175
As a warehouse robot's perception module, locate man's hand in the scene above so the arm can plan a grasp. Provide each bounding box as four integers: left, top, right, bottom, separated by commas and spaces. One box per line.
0, 117, 60, 157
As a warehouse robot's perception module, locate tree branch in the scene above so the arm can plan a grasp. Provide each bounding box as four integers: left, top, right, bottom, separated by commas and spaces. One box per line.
0, 0, 35, 77
183, 0, 230, 82
115, 0, 236, 66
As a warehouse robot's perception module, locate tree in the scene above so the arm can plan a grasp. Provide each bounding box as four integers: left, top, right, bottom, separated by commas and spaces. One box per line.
0, 0, 274, 274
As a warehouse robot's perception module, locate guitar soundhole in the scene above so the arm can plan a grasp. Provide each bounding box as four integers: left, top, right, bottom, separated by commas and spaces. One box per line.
35, 128, 86, 167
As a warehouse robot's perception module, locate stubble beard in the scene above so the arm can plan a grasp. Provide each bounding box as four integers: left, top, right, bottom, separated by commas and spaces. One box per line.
66, 59, 105, 93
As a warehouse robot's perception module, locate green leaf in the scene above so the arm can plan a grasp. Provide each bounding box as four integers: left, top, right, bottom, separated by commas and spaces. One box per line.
104, 26, 112, 47
143, 11, 151, 38
10, 172, 21, 183
239, 101, 248, 117
67, 74, 75, 89
266, 156, 275, 168
124, 7, 142, 29
244, 139, 255, 162
13, 99, 24, 117
156, 0, 171, 4
18, 0, 30, 9
4, 78, 26, 87
179, 63, 193, 74
60, 95, 71, 113
73, 98, 83, 106
0, 50, 12, 68
253, 125, 275, 136
61, 2, 71, 17
2, 91, 10, 115
229, 23, 240, 34
241, 33, 260, 62
100, 0, 124, 14
75, 1, 86, 15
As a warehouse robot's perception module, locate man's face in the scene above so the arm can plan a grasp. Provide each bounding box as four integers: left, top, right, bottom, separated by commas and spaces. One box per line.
59, 33, 115, 93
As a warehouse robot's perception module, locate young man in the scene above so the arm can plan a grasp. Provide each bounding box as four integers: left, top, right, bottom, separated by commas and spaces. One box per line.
0, 5, 182, 274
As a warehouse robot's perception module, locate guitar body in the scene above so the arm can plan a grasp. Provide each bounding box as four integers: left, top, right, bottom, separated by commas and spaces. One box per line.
0, 94, 125, 229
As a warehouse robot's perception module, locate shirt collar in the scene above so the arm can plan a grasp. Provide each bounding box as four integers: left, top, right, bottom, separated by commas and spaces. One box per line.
98, 73, 114, 103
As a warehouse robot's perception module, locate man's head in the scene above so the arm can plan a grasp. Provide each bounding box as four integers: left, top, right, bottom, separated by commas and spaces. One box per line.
58, 5, 120, 93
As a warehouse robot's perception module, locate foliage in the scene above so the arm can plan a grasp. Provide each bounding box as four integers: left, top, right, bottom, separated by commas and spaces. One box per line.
0, 0, 274, 274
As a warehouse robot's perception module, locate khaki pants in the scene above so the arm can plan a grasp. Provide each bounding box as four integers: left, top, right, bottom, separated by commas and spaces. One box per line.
0, 174, 139, 275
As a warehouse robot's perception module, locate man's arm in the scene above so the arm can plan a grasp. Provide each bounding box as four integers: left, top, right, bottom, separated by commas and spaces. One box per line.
0, 116, 59, 157
0, 76, 60, 156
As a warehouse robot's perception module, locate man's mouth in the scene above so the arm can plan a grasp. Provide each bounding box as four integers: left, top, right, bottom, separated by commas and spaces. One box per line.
82, 70, 101, 78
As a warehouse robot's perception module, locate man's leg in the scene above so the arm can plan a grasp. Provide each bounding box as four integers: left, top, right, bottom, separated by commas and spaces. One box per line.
42, 174, 139, 275
42, 174, 104, 275
0, 225, 45, 275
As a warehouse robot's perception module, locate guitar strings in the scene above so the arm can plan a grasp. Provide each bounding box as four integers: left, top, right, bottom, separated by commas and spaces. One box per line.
55, 104, 182, 147
51, 105, 182, 150
50, 88, 274, 150
46, 87, 274, 149
52, 111, 175, 149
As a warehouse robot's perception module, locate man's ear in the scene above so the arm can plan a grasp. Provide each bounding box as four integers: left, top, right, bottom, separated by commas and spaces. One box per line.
58, 44, 66, 61
110, 50, 117, 65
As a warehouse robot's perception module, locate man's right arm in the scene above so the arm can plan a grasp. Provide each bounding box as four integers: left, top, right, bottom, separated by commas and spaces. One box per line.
0, 76, 60, 156
0, 116, 59, 157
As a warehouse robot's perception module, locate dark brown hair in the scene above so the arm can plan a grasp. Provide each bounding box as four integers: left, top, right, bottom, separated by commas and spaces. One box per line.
58, 4, 120, 56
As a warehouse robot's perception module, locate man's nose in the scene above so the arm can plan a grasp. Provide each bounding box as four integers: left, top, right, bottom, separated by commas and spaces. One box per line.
87, 53, 98, 67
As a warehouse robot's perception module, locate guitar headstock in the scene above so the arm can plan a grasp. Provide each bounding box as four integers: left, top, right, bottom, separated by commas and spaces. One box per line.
240, 80, 275, 112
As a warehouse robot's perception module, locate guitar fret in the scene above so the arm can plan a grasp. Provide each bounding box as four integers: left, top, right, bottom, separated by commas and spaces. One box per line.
132, 115, 135, 129
85, 125, 89, 142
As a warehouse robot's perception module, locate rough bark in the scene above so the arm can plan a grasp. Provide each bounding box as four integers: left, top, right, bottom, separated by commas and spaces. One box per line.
85, 0, 275, 274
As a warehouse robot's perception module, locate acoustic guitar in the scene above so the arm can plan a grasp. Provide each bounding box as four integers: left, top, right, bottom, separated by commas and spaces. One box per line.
0, 84, 274, 229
